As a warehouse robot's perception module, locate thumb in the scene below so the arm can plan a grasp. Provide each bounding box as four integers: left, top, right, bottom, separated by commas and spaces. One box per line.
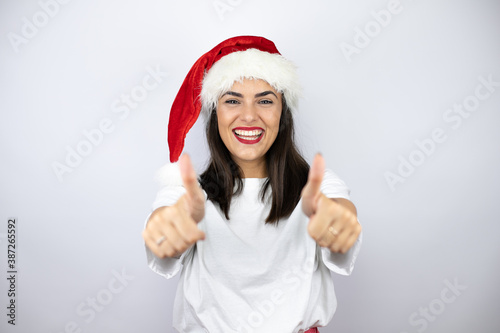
179, 154, 205, 220
301, 153, 325, 217
179, 154, 200, 196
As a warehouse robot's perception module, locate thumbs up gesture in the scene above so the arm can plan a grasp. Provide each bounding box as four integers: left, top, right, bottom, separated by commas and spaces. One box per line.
301, 154, 362, 254
143, 154, 206, 258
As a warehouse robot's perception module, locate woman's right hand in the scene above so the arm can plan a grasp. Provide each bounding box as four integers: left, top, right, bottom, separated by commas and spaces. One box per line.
143, 154, 206, 258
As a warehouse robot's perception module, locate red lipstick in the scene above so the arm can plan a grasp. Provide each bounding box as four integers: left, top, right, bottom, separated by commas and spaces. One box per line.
232, 127, 264, 145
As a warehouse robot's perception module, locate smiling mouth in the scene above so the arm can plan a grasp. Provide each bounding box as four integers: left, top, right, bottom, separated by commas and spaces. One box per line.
234, 129, 263, 140
232, 128, 264, 144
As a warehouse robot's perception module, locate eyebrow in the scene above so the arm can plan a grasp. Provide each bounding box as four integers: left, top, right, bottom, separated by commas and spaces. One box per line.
255, 91, 278, 98
222, 91, 278, 98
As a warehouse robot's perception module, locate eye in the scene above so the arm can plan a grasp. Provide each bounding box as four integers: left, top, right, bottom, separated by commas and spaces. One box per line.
258, 99, 273, 104
224, 99, 240, 104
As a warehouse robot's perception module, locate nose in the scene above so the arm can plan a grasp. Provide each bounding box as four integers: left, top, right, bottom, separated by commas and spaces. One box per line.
239, 103, 258, 122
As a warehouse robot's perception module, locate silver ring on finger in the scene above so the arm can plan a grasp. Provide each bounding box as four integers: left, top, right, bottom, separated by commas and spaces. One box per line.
156, 235, 166, 246
328, 226, 339, 237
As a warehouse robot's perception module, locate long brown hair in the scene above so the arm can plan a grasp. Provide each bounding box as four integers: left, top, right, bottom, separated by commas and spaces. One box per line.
199, 96, 309, 224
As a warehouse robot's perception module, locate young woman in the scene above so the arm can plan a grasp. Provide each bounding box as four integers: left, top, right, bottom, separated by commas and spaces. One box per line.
143, 36, 362, 333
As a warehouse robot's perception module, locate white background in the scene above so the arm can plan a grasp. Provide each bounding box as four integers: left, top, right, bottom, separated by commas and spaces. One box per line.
1, 0, 499, 332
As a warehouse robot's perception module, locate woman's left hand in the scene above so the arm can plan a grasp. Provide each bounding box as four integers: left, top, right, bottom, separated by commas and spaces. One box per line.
301, 154, 362, 254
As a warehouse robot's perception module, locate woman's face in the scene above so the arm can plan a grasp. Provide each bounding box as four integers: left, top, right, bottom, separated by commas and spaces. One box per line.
216, 78, 282, 177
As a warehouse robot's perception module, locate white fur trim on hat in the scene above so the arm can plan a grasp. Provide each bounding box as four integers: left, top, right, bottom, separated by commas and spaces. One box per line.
155, 162, 183, 187
200, 48, 302, 115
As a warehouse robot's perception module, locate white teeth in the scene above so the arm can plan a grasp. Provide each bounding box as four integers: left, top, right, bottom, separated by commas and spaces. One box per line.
234, 129, 263, 137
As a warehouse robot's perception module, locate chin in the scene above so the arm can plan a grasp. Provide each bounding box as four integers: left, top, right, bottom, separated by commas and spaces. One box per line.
233, 152, 265, 163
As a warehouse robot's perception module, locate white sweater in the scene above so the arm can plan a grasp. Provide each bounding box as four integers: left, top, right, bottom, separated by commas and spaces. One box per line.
145, 169, 362, 333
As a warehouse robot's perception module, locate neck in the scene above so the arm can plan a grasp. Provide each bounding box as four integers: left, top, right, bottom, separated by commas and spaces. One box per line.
237, 159, 267, 178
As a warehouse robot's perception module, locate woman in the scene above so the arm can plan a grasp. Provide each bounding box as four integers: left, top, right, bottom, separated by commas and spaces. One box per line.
143, 36, 362, 332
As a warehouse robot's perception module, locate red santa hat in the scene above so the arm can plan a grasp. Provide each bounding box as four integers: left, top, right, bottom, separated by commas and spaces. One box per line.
167, 35, 301, 164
